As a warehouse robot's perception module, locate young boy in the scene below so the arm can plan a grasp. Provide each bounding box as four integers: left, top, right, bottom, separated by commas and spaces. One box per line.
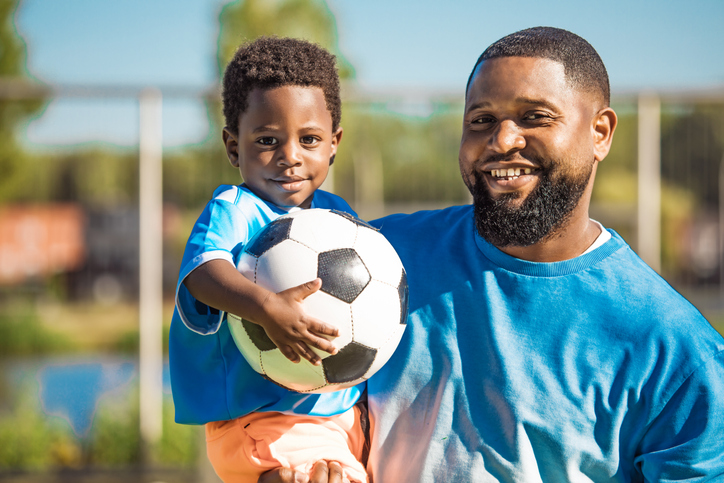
169, 37, 367, 483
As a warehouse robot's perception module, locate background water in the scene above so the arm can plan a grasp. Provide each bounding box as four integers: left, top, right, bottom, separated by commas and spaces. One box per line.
3, 356, 171, 437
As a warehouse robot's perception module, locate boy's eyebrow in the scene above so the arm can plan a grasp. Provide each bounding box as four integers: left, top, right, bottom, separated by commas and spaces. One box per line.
250, 123, 327, 133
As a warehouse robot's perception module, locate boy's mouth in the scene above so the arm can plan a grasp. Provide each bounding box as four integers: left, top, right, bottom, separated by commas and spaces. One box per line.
272, 176, 307, 192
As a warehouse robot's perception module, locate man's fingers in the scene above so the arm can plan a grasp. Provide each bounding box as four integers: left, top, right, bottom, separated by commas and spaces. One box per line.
307, 460, 346, 483
258, 467, 309, 483
327, 461, 345, 482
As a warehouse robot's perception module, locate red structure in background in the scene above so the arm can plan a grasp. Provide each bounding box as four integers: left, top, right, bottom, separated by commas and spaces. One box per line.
0, 204, 86, 285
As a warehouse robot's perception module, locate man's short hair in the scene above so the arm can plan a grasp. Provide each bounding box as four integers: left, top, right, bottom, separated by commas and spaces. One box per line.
466, 27, 610, 106
222, 36, 342, 133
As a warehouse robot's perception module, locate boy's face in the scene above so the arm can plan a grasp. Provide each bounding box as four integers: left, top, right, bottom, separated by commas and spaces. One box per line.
223, 85, 342, 209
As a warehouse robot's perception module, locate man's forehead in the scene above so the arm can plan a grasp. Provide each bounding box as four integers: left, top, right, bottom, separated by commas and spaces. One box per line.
467, 57, 568, 97
463, 55, 606, 112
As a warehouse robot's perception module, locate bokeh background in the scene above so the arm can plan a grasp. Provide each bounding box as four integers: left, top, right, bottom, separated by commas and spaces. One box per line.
1, 0, 723, 481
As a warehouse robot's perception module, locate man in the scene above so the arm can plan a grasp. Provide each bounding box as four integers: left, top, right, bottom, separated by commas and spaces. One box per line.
265, 27, 724, 483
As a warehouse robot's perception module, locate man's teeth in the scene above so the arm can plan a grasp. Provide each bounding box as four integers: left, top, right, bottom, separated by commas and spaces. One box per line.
490, 168, 532, 178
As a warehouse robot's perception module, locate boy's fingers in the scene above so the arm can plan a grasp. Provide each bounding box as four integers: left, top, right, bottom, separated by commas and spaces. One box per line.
296, 278, 322, 299
295, 342, 322, 366
307, 335, 338, 355
308, 320, 340, 338
279, 345, 301, 364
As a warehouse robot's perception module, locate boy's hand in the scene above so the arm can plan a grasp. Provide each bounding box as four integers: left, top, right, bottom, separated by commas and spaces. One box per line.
257, 278, 340, 365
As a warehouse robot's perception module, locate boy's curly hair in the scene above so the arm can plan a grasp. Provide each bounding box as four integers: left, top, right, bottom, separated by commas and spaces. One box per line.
222, 36, 342, 134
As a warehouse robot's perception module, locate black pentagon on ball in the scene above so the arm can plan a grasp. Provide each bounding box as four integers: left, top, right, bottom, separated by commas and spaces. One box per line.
398, 269, 409, 325
330, 209, 378, 232
318, 248, 371, 303
323, 342, 377, 383
241, 318, 277, 351
245, 218, 293, 258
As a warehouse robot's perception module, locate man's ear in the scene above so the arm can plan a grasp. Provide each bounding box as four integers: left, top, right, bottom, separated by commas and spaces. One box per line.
592, 107, 617, 163
222, 127, 240, 167
329, 127, 343, 166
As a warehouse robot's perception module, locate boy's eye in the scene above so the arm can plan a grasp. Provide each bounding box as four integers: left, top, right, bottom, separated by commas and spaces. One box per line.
300, 136, 319, 145
256, 137, 278, 146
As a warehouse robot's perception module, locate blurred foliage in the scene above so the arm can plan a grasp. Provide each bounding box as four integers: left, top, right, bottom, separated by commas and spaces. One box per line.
0, 383, 198, 470
336, 105, 469, 205
662, 104, 724, 209
0, 0, 44, 203
0, 382, 73, 470
113, 324, 171, 355
216, 0, 354, 80
0, 304, 75, 357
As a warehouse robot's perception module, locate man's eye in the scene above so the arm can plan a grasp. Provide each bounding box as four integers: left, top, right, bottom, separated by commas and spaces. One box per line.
523, 112, 550, 122
257, 137, 277, 146
472, 116, 495, 125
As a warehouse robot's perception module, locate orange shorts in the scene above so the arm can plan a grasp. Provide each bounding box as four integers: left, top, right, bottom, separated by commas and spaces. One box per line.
205, 406, 368, 483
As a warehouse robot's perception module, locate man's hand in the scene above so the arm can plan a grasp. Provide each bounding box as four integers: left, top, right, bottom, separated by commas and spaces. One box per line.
258, 461, 350, 483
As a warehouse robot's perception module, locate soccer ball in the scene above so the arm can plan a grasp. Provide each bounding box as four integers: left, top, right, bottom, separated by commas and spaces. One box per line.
227, 209, 409, 393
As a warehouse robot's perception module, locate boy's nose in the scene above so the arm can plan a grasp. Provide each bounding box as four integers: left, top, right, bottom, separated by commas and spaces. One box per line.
277, 141, 303, 167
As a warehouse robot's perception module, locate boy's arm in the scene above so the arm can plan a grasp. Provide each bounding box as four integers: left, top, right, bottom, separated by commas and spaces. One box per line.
184, 259, 339, 365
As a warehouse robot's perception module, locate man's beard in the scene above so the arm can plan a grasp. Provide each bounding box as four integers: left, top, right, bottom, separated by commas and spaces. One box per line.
472, 157, 593, 248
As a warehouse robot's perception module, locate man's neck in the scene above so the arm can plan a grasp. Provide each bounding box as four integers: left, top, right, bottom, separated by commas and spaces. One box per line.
497, 214, 602, 263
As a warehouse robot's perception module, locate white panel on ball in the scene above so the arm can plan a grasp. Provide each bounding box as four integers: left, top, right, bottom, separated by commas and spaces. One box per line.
262, 349, 327, 392
353, 226, 405, 287
302, 291, 354, 358
288, 210, 357, 253
351, 280, 403, 347
227, 315, 263, 374
236, 254, 257, 282
255, 239, 318, 292
364, 324, 407, 378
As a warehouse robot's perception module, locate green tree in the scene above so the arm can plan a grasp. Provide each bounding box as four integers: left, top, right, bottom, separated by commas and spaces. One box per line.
0, 0, 44, 202
216, 0, 354, 79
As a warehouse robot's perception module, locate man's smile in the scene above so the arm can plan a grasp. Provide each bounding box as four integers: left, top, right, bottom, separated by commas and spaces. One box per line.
482, 166, 541, 191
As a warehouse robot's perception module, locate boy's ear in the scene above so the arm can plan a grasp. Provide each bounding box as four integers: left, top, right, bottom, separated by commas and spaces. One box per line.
329, 127, 343, 166
222, 127, 240, 167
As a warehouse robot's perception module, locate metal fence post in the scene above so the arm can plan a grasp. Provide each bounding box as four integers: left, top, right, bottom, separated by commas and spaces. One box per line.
139, 88, 164, 449
637, 94, 662, 272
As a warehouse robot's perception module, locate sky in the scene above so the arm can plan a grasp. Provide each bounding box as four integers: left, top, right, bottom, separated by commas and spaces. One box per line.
13, 0, 724, 149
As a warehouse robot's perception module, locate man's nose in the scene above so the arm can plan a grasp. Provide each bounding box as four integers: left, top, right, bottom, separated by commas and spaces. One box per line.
490, 120, 525, 154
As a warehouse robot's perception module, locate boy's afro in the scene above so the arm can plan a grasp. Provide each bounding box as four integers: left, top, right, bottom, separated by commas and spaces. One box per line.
222, 36, 342, 133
